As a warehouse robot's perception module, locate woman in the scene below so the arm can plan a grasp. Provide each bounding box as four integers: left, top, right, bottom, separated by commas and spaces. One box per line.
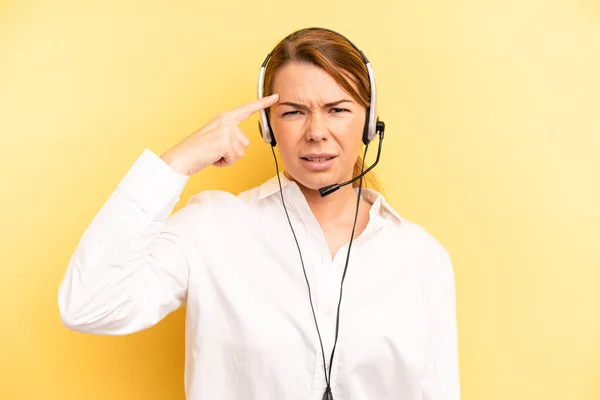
58, 27, 460, 400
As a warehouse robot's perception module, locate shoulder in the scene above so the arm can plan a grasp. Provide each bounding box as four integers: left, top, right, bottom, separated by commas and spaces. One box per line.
399, 219, 448, 255
390, 217, 454, 277
192, 180, 267, 204
162, 185, 265, 250
363, 187, 451, 268
169, 181, 267, 221
366, 190, 448, 260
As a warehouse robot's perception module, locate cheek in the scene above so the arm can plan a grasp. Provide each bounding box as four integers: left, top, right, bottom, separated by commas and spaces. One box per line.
334, 117, 365, 151
269, 122, 298, 161
270, 119, 303, 149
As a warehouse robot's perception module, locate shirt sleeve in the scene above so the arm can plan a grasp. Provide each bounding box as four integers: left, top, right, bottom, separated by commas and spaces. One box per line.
422, 248, 461, 399
57, 148, 197, 335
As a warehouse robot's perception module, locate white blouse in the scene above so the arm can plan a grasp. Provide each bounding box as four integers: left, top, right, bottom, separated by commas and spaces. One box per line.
58, 148, 461, 400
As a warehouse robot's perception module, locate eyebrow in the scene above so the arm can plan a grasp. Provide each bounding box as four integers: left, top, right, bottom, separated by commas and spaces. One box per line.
278, 99, 353, 110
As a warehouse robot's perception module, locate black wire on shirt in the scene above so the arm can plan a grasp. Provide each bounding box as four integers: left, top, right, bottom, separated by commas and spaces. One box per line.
271, 141, 370, 400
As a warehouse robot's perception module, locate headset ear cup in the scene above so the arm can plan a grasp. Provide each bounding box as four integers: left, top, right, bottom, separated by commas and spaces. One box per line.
362, 107, 372, 145
266, 111, 276, 147
258, 120, 265, 140
269, 129, 276, 147
376, 120, 385, 138
259, 109, 276, 146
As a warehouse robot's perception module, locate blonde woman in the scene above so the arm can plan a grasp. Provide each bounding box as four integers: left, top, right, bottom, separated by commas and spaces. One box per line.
58, 27, 460, 400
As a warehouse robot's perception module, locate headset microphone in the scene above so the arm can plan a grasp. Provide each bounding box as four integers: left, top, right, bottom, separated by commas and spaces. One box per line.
319, 121, 385, 197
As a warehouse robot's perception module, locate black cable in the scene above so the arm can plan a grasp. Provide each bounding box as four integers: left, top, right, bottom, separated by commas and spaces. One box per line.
271, 146, 330, 387
326, 141, 368, 388
270, 142, 370, 399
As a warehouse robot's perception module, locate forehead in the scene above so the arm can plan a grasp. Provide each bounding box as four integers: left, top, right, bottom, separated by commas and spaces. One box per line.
271, 62, 354, 101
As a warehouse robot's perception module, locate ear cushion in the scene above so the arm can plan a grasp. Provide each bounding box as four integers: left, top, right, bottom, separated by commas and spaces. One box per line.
259, 109, 276, 146
362, 107, 371, 145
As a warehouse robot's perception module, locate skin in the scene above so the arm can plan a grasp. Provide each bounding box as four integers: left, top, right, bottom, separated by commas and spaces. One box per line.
269, 62, 372, 259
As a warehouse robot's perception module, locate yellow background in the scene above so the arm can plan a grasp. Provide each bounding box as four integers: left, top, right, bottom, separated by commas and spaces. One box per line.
1, 0, 599, 399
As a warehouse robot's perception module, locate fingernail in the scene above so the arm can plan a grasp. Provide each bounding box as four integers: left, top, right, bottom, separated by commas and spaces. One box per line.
271, 94, 279, 99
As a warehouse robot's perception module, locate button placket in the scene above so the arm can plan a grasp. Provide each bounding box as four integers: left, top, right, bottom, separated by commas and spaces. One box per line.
287, 184, 345, 394
320, 257, 342, 374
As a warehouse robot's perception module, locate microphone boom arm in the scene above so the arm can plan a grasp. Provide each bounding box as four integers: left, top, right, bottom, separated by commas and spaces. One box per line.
319, 121, 385, 197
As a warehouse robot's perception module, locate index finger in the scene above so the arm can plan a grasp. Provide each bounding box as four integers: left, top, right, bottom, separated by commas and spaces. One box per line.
229, 94, 279, 122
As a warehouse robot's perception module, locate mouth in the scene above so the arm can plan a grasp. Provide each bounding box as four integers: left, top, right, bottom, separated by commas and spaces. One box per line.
301, 156, 335, 162
300, 155, 337, 171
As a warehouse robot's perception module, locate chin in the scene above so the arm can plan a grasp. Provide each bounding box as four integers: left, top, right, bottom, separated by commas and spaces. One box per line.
286, 169, 340, 192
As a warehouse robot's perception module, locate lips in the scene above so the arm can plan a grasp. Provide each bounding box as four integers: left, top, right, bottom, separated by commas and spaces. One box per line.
302, 156, 334, 161
301, 154, 337, 161
300, 154, 337, 171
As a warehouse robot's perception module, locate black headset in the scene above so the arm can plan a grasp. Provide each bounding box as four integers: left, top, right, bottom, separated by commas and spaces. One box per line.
257, 27, 385, 400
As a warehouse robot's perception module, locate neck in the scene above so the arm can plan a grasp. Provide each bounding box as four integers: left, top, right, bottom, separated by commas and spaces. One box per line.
285, 172, 364, 225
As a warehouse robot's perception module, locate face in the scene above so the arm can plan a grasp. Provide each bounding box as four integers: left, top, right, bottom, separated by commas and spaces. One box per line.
269, 62, 366, 192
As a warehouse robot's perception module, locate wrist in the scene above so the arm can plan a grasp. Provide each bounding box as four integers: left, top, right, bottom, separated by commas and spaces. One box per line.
160, 150, 190, 176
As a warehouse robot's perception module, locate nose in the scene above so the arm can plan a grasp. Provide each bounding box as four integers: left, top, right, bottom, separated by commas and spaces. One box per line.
305, 114, 328, 142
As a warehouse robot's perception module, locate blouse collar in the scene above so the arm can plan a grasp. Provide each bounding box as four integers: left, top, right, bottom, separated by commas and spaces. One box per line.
258, 171, 403, 224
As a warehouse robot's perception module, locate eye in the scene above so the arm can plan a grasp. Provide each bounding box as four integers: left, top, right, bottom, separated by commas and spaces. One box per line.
282, 110, 301, 117
331, 108, 350, 114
